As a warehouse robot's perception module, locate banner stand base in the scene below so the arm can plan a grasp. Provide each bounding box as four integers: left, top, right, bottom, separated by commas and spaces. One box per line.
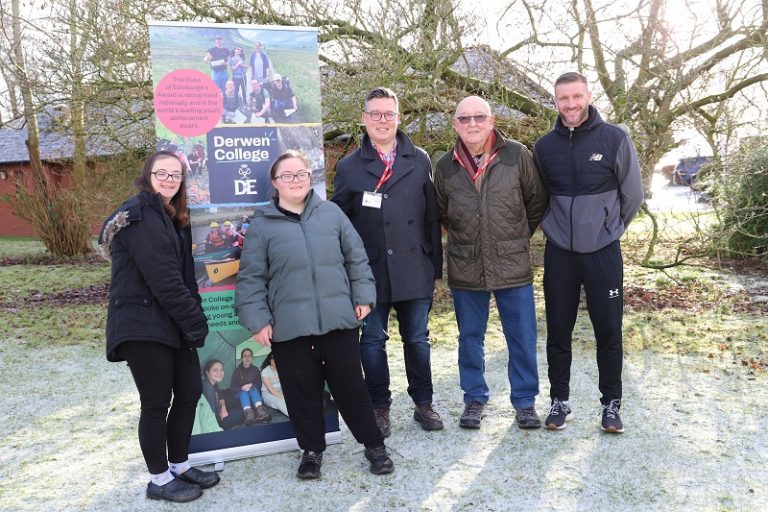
190, 431, 342, 467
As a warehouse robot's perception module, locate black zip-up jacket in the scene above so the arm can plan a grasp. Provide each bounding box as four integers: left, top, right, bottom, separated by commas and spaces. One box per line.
533, 106, 643, 253
98, 191, 208, 362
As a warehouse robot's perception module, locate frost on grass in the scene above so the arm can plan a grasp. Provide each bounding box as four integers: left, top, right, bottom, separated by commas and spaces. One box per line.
1, 334, 766, 511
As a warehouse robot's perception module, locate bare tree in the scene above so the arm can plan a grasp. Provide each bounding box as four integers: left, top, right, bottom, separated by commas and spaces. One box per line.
498, 0, 768, 265
0, 0, 173, 255
177, 0, 553, 152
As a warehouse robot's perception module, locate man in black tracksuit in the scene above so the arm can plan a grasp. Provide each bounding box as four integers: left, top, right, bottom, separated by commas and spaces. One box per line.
533, 72, 643, 434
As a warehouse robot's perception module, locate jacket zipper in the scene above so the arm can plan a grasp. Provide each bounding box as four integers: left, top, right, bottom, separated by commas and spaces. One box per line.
299, 217, 323, 333
569, 127, 575, 252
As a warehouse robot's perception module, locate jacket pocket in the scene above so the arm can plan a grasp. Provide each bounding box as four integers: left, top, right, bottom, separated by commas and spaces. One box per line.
448, 243, 476, 259
494, 238, 532, 281
446, 243, 479, 285
112, 295, 170, 339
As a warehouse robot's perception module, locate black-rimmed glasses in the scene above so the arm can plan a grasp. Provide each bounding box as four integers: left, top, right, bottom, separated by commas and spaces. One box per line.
364, 111, 398, 122
455, 114, 489, 125
151, 171, 184, 182
274, 171, 311, 183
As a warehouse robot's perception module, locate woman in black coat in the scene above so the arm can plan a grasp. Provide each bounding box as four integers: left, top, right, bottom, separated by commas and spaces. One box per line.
99, 150, 220, 503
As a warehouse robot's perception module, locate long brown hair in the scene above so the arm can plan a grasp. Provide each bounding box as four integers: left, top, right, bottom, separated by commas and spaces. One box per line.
134, 150, 190, 228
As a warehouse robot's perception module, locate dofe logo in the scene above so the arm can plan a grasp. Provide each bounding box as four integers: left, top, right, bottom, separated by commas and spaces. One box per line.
235, 165, 258, 195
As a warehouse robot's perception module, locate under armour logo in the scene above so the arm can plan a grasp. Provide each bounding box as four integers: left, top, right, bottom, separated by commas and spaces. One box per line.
588, 153, 603, 161
608, 288, 620, 299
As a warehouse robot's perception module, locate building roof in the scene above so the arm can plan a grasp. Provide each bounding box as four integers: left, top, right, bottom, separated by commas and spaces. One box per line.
0, 104, 152, 165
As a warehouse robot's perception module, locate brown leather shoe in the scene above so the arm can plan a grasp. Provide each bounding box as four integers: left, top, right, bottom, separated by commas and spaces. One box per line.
413, 403, 444, 431
243, 407, 256, 426
253, 404, 272, 423
374, 406, 391, 437
459, 401, 484, 429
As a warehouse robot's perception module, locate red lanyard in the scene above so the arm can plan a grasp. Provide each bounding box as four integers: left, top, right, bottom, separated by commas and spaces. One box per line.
374, 145, 396, 192
454, 150, 499, 181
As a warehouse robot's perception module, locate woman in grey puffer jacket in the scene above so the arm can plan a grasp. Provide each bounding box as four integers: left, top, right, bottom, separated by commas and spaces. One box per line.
235, 150, 394, 479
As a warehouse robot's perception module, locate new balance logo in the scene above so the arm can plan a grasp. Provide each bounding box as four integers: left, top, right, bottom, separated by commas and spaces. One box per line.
588, 153, 603, 161
608, 289, 620, 299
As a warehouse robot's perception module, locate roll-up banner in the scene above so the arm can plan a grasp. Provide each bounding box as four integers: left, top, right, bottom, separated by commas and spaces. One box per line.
147, 21, 337, 465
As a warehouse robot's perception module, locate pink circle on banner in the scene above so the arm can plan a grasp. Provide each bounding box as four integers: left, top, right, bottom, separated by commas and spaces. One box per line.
153, 69, 222, 137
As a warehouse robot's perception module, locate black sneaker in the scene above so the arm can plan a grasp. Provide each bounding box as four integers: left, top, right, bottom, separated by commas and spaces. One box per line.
459, 402, 484, 429
364, 445, 394, 475
545, 398, 574, 430
515, 406, 542, 429
296, 450, 323, 479
414, 403, 444, 431
601, 399, 624, 434
374, 406, 391, 438
146, 478, 202, 502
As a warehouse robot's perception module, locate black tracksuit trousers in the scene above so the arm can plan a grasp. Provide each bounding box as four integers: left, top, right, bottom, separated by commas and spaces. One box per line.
543, 240, 624, 405
270, 328, 384, 453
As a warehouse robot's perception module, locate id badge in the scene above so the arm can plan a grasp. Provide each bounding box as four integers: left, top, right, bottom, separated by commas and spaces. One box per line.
362, 191, 383, 209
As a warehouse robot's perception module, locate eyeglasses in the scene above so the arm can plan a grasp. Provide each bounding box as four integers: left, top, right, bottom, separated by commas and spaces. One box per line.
364, 111, 398, 122
151, 171, 183, 182
274, 171, 311, 183
455, 114, 489, 125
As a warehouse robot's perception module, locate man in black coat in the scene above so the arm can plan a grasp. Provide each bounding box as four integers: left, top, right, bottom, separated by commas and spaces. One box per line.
332, 87, 444, 437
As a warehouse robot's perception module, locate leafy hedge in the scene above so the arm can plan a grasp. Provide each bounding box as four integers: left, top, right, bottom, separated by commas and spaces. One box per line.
710, 145, 768, 261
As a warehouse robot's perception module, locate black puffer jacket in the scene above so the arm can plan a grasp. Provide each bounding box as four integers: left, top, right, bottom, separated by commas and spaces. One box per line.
98, 191, 208, 362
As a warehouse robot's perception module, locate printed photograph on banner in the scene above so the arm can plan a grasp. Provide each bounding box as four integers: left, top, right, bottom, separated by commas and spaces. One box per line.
149, 24, 321, 131
192, 339, 339, 445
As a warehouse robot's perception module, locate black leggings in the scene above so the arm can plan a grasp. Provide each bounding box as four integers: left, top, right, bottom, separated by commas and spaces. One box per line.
271, 329, 384, 453
118, 341, 202, 474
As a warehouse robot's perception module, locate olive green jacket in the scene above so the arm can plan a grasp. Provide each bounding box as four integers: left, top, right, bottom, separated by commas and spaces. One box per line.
434, 132, 547, 291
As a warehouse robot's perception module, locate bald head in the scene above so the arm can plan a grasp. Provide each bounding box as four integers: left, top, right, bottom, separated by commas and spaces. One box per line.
454, 96, 491, 118
452, 96, 495, 154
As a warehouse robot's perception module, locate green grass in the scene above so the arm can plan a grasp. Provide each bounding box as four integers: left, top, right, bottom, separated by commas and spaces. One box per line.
0, 304, 105, 348
0, 263, 109, 303
0, 238, 48, 260
1, 238, 766, 372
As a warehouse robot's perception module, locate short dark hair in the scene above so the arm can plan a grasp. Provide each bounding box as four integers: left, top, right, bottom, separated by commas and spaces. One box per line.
134, 150, 190, 228
241, 348, 253, 358
364, 87, 399, 112
554, 72, 588, 88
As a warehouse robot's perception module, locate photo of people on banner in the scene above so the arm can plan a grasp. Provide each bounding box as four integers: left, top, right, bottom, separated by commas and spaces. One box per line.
193, 342, 335, 435
148, 21, 330, 461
